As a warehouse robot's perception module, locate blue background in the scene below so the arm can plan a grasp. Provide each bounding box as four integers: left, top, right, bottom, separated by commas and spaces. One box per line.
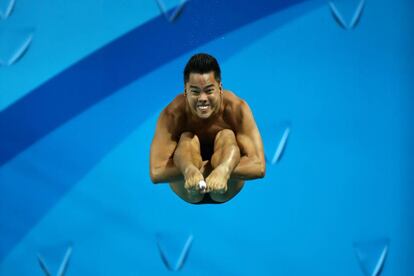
1, 0, 413, 275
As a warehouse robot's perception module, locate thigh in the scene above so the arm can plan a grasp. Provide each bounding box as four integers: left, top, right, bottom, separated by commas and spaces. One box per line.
169, 180, 204, 204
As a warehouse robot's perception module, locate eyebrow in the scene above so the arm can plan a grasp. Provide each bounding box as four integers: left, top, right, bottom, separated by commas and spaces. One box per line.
189, 84, 215, 90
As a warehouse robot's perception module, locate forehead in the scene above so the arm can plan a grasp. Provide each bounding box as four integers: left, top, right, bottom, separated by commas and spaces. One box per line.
187, 72, 217, 86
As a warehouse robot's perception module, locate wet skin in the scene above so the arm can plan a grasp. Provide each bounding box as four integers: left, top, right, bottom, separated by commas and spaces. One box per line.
150, 72, 265, 204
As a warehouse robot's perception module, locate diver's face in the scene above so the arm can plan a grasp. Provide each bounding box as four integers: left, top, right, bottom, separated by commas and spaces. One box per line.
185, 72, 222, 120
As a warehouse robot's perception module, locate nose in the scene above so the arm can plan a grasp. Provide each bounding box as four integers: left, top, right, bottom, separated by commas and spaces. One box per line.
198, 92, 208, 102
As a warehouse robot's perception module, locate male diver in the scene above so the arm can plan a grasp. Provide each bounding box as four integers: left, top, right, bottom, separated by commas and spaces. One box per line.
150, 53, 265, 204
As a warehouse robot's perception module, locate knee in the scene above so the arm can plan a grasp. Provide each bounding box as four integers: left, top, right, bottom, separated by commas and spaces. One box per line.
179, 132, 200, 147
179, 131, 194, 140
214, 129, 238, 154
215, 129, 236, 145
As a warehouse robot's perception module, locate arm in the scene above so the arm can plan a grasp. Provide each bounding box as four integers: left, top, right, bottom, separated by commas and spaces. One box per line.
231, 100, 265, 180
149, 109, 183, 184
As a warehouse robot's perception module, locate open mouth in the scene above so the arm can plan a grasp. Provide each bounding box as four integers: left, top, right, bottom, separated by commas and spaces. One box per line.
197, 105, 210, 111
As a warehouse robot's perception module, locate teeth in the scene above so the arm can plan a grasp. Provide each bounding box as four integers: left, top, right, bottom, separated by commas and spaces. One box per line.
198, 106, 209, 110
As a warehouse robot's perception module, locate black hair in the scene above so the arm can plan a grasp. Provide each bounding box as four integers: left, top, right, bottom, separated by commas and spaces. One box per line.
183, 53, 221, 84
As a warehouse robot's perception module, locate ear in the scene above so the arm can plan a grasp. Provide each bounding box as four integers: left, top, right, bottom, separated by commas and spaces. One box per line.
184, 88, 187, 96
219, 82, 223, 94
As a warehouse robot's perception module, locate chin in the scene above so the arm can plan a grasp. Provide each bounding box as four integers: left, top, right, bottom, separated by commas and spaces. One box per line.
197, 112, 212, 119
198, 114, 210, 119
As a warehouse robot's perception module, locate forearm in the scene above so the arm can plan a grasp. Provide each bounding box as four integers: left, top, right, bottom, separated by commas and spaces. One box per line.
230, 156, 265, 180
150, 158, 184, 184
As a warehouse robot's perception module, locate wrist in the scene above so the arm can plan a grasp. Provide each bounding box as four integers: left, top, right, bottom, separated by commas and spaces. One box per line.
216, 164, 231, 179
183, 164, 198, 176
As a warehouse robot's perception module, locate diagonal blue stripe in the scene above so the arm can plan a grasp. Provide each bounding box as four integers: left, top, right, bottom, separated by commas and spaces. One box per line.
0, 0, 322, 263
0, 0, 310, 167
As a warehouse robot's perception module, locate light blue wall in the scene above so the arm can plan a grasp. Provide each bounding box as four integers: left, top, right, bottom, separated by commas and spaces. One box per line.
1, 0, 413, 275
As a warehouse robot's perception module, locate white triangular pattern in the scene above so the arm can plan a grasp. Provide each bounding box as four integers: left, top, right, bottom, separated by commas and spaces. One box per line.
329, 0, 365, 29
154, 0, 188, 22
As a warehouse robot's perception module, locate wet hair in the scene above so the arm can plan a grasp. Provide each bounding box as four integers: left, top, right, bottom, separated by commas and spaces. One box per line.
183, 53, 221, 84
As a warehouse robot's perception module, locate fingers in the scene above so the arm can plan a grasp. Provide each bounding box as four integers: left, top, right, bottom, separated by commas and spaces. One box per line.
183, 165, 205, 194
185, 177, 205, 194
215, 183, 228, 194
183, 165, 229, 195
185, 180, 202, 194
205, 175, 228, 194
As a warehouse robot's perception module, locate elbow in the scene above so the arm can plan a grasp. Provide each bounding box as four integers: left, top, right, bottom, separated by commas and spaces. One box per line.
257, 162, 266, 179
150, 173, 158, 184
258, 171, 265, 179
258, 169, 265, 179
150, 168, 162, 184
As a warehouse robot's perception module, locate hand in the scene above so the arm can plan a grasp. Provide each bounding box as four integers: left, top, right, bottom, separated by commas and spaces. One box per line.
183, 165, 205, 194
205, 165, 230, 194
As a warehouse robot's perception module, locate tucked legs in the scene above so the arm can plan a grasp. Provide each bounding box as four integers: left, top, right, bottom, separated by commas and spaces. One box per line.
170, 130, 244, 204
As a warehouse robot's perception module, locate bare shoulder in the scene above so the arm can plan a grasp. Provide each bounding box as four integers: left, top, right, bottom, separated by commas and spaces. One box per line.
223, 90, 241, 102
160, 94, 185, 119
163, 94, 185, 113
223, 90, 250, 116
157, 94, 186, 135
